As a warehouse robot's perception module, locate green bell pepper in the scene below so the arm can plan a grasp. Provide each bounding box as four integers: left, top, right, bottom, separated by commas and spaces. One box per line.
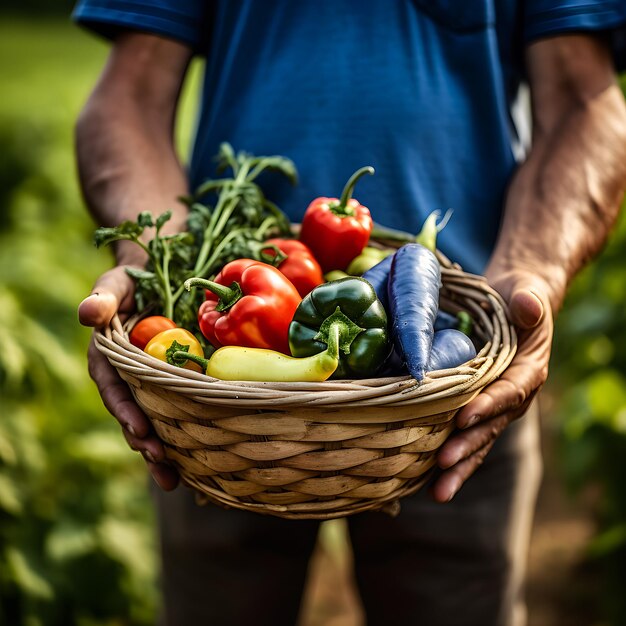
288, 277, 391, 378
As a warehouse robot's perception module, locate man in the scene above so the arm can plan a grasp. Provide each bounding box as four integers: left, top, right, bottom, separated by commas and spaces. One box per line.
75, 2, 626, 624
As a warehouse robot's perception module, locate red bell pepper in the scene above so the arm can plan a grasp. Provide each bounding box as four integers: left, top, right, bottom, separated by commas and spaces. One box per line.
261, 238, 324, 297
299, 166, 374, 273
184, 259, 301, 354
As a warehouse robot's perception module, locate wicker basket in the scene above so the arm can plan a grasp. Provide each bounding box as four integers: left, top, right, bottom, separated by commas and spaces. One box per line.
94, 250, 516, 519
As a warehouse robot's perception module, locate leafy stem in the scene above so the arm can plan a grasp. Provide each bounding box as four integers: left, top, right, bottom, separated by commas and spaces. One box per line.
94, 144, 298, 332
170, 228, 240, 305
160, 241, 173, 319
193, 188, 235, 273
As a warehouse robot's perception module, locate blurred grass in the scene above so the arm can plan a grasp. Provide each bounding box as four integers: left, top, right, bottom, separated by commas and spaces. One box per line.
0, 17, 202, 626
0, 16, 201, 160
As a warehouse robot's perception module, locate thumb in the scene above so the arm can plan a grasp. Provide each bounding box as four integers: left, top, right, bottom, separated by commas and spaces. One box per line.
508, 287, 545, 330
78, 266, 136, 328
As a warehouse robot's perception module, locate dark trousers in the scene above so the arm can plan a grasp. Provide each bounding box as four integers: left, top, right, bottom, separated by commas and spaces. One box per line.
153, 405, 542, 626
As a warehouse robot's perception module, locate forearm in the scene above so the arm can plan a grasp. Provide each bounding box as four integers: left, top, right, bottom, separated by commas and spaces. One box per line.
75, 33, 192, 266
76, 109, 189, 263
487, 38, 626, 312
76, 34, 194, 490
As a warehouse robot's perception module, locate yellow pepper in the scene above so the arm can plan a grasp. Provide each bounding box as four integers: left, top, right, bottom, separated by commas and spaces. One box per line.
144, 328, 204, 373
169, 323, 340, 382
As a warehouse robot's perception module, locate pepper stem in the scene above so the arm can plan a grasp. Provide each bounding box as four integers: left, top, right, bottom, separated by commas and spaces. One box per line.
170, 351, 210, 372
414, 209, 453, 253
332, 166, 375, 216
314, 306, 364, 355
184, 277, 243, 312
256, 242, 288, 266
325, 321, 340, 361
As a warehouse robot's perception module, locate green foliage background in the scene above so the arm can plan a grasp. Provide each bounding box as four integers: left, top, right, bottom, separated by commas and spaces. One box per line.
550, 138, 626, 622
0, 15, 625, 626
0, 17, 200, 626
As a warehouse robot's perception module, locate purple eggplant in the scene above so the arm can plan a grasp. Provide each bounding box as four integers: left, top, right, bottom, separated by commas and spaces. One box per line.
361, 254, 393, 310
388, 243, 441, 381
380, 328, 477, 376
434, 310, 459, 331
427, 329, 477, 371
364, 256, 471, 337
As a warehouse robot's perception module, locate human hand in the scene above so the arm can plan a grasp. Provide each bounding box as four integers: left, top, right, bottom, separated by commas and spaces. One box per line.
431, 269, 553, 502
78, 265, 179, 490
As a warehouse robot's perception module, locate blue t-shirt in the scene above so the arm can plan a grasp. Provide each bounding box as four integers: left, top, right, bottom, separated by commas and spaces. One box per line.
73, 0, 626, 274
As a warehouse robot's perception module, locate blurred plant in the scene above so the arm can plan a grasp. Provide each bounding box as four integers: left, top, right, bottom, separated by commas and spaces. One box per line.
0, 17, 204, 624
0, 109, 158, 625
550, 202, 626, 624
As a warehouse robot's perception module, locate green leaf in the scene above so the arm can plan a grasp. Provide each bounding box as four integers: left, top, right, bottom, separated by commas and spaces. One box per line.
125, 267, 156, 282
0, 473, 22, 514
0, 324, 28, 387
613, 408, 626, 435
66, 431, 134, 466
561, 299, 615, 335
19, 314, 85, 384
188, 202, 212, 222
155, 210, 172, 230
0, 298, 84, 390
193, 179, 230, 200
98, 517, 156, 578
586, 370, 626, 423
164, 231, 194, 249
249, 155, 298, 185
0, 429, 17, 465
586, 335, 614, 366
5, 547, 53, 599
137, 212, 154, 228
46, 522, 97, 562
173, 290, 203, 333
2, 405, 45, 473
93, 221, 143, 248
216, 142, 237, 173
177, 193, 195, 206
587, 523, 626, 558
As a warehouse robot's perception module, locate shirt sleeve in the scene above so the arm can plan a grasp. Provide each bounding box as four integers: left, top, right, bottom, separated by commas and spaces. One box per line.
523, 1, 626, 70
72, 0, 210, 52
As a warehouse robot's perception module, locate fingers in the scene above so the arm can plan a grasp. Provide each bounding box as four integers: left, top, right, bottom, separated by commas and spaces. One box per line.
88, 338, 152, 437
121, 424, 166, 461
433, 411, 520, 502
81, 265, 179, 491
431, 269, 552, 502
87, 335, 180, 491
455, 364, 542, 429
509, 288, 544, 329
78, 266, 137, 327
438, 412, 513, 470
433, 287, 545, 501
146, 462, 180, 491
455, 289, 551, 430
431, 440, 496, 503
121, 427, 180, 491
